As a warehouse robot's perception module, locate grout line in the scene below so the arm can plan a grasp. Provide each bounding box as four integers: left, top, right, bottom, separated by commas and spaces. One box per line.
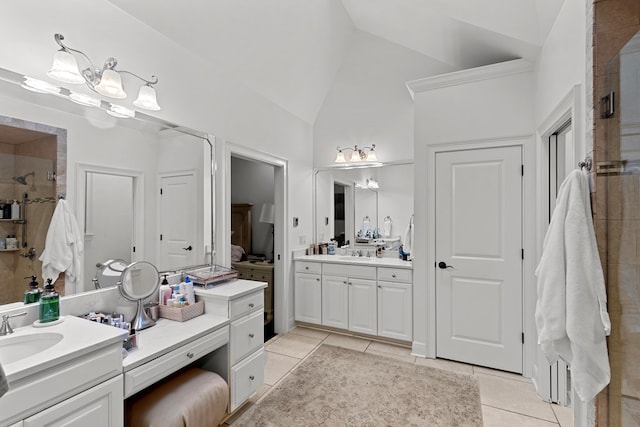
482, 404, 559, 425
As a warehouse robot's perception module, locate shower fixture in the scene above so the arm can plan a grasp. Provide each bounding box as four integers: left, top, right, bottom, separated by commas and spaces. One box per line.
12, 171, 35, 185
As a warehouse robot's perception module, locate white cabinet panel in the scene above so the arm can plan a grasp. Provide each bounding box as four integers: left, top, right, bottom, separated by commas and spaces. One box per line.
378, 281, 412, 341
230, 309, 264, 365
322, 275, 349, 329
24, 375, 123, 427
349, 278, 377, 335
295, 272, 322, 324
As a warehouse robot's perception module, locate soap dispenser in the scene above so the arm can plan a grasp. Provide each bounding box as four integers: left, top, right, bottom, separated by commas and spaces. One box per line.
39, 278, 60, 323
23, 275, 42, 304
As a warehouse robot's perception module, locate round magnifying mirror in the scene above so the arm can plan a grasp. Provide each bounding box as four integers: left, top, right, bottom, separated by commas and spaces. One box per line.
117, 261, 160, 330
93, 259, 129, 289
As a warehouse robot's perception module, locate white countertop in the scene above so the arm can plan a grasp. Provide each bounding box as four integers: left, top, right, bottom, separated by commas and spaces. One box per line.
1, 315, 128, 383
294, 254, 413, 269
194, 279, 267, 300
122, 314, 228, 372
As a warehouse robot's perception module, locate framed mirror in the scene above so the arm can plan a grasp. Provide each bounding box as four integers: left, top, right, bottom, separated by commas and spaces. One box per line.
314, 161, 414, 250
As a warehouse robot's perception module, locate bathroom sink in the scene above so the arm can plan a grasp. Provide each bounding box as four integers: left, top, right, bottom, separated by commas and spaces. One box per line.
0, 332, 63, 365
338, 256, 374, 262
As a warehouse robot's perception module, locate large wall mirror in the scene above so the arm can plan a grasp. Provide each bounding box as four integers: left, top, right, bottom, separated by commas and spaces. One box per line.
314, 161, 414, 249
0, 67, 213, 306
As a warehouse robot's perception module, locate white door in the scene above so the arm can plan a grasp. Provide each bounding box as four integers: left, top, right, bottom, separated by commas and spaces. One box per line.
159, 173, 197, 269
322, 275, 349, 329
348, 278, 377, 335
435, 145, 523, 373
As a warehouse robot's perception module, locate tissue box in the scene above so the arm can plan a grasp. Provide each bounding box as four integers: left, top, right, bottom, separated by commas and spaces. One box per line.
158, 300, 204, 322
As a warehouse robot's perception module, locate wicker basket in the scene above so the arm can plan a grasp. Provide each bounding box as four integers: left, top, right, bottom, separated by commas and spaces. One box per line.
158, 300, 204, 322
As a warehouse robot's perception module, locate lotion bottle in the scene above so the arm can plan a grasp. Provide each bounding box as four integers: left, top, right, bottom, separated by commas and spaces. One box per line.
39, 278, 60, 323
10, 200, 19, 220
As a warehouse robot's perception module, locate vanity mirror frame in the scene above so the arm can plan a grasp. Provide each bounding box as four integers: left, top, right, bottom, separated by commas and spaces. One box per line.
0, 65, 215, 306
312, 159, 413, 247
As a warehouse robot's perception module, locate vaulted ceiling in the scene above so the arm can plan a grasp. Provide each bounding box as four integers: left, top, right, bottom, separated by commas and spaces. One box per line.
107, 0, 564, 124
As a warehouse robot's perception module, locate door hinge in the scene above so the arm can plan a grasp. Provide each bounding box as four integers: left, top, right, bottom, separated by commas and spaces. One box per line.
521, 248, 524, 259
160, 234, 163, 241
160, 188, 163, 195
133, 246, 136, 253
521, 164, 524, 176
521, 332, 525, 344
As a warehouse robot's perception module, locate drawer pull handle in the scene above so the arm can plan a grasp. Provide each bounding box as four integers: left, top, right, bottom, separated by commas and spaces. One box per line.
187, 352, 194, 359
249, 375, 255, 381
249, 303, 255, 308
316, 278, 320, 282
392, 274, 397, 278
249, 333, 255, 338
305, 266, 309, 270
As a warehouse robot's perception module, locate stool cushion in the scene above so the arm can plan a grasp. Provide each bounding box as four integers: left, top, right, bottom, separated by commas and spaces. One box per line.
125, 367, 229, 427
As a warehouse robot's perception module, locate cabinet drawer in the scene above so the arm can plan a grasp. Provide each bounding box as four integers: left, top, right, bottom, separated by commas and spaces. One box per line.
230, 291, 264, 320
377, 267, 412, 283
231, 349, 265, 411
124, 326, 228, 398
323, 263, 376, 280
230, 309, 264, 365
295, 261, 322, 275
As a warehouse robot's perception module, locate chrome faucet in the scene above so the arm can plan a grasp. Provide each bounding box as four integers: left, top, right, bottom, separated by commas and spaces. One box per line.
0, 312, 27, 336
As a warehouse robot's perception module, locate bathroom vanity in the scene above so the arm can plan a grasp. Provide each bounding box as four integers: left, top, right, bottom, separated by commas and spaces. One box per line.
294, 255, 413, 342
0, 279, 267, 426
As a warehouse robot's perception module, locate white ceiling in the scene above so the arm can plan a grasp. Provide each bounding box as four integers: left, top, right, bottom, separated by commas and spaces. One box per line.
107, 0, 563, 124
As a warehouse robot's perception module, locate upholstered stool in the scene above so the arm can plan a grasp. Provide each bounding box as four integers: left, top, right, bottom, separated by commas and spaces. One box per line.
125, 367, 229, 427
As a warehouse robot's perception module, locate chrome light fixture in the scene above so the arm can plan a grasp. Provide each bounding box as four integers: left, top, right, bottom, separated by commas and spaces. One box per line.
334, 144, 377, 164
46, 34, 160, 111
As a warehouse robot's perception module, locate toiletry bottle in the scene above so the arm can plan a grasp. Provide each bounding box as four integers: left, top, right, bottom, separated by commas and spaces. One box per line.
23, 275, 42, 304
159, 274, 170, 305
2, 202, 10, 219
11, 200, 19, 220
184, 276, 195, 305
39, 278, 60, 323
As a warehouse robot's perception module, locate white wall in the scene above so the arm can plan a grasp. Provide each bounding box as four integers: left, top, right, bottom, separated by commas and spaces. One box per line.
410, 60, 535, 361
313, 31, 455, 167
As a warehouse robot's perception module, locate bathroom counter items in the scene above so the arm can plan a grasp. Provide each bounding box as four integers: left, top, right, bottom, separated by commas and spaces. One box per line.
294, 254, 413, 269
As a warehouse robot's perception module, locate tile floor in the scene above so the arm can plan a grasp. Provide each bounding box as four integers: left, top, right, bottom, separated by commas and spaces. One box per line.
235, 326, 574, 427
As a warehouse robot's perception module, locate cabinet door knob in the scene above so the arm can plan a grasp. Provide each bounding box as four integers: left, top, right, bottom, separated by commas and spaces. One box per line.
305, 266, 309, 270
187, 352, 194, 359
316, 278, 320, 282
249, 303, 254, 308
249, 375, 255, 381
392, 274, 396, 278
249, 333, 255, 338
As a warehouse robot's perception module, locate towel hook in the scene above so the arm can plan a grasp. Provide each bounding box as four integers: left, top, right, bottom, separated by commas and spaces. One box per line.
578, 157, 592, 172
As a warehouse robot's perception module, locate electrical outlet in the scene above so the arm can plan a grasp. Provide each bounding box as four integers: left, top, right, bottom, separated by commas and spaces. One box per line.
299, 235, 306, 245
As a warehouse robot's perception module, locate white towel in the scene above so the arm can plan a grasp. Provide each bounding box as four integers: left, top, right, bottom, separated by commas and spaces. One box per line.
403, 214, 414, 255
39, 199, 84, 293
535, 169, 610, 402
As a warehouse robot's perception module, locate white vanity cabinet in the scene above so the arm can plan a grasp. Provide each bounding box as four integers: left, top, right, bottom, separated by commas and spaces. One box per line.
294, 261, 322, 324
23, 375, 123, 427
195, 280, 267, 413
322, 263, 377, 335
294, 258, 412, 341
377, 267, 413, 341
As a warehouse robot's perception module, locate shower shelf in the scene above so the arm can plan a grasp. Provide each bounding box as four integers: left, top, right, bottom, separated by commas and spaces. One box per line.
0, 249, 19, 252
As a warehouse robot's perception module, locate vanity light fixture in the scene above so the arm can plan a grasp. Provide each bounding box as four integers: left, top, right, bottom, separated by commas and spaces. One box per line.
46, 33, 161, 111
69, 91, 101, 107
334, 144, 377, 164
106, 104, 136, 119
21, 77, 61, 95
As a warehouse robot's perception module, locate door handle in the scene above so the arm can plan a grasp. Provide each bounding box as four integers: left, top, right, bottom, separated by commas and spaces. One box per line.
438, 261, 454, 269
182, 245, 193, 251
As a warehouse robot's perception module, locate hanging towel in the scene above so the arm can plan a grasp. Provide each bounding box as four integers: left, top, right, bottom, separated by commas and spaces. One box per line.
403, 214, 414, 255
0, 361, 8, 397
535, 169, 610, 402
39, 199, 84, 293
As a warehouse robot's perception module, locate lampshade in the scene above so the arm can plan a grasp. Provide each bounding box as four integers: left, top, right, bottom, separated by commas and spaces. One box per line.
367, 149, 377, 162
259, 203, 275, 224
133, 85, 161, 111
350, 150, 361, 162
95, 69, 127, 99
47, 50, 85, 84
335, 151, 346, 163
